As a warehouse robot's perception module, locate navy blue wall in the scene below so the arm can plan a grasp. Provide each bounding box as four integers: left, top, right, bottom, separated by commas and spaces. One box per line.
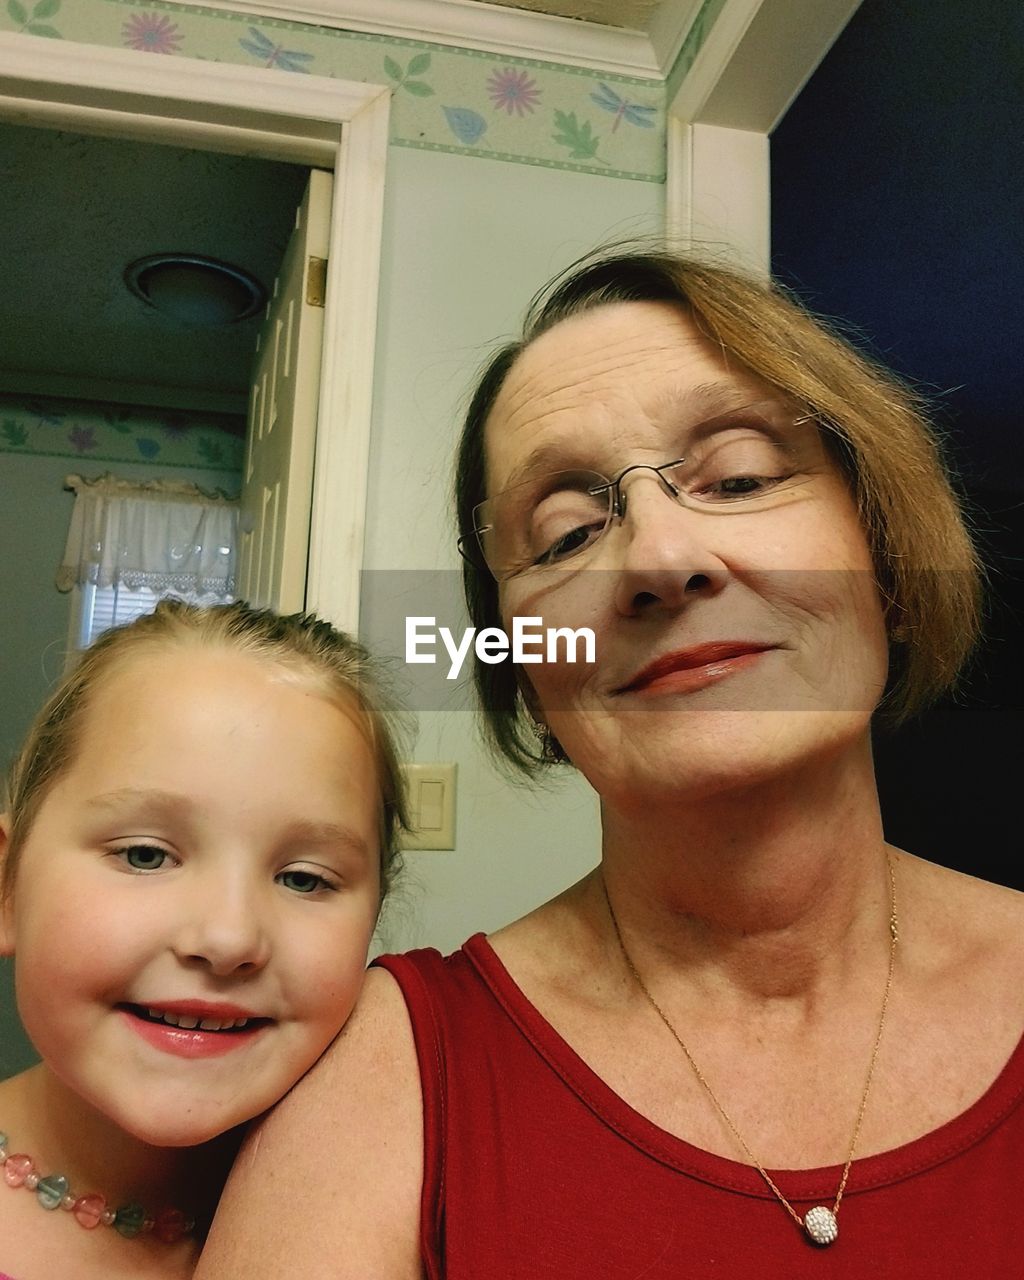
771, 0, 1023, 887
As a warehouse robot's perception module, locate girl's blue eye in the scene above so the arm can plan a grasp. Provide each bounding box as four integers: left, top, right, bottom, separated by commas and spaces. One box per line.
117, 845, 169, 872
277, 868, 334, 895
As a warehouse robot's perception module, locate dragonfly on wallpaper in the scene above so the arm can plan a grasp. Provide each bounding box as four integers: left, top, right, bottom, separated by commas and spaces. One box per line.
589, 83, 658, 131
239, 27, 314, 72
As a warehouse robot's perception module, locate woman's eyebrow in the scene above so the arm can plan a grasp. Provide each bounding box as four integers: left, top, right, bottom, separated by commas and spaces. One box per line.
646, 381, 759, 424
492, 384, 772, 494
498, 441, 591, 492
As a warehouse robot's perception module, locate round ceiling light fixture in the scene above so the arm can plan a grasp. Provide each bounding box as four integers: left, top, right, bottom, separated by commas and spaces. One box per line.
124, 253, 267, 327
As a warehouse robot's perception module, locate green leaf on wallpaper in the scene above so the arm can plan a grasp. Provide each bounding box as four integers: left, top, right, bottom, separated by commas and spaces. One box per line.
32, 0, 61, 17
197, 437, 225, 465
552, 110, 602, 161
407, 52, 431, 76
383, 55, 403, 83
26, 22, 60, 35
1, 420, 28, 447
403, 80, 434, 98
8, 0, 28, 24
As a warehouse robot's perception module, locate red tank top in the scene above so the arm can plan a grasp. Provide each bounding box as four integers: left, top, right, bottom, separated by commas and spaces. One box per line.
376, 935, 1024, 1279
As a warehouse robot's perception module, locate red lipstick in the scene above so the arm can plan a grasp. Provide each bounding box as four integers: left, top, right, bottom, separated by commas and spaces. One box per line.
617, 642, 774, 696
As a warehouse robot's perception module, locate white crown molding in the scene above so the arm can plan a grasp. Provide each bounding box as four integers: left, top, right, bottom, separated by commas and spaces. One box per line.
646, 0, 705, 78
0, 30, 388, 126
171, 0, 666, 78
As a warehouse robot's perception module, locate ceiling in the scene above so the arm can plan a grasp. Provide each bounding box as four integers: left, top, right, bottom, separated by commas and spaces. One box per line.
0, 1, 691, 420
0, 120, 310, 417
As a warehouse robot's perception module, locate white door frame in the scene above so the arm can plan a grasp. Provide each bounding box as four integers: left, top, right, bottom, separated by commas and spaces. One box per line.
0, 32, 390, 631
666, 0, 862, 273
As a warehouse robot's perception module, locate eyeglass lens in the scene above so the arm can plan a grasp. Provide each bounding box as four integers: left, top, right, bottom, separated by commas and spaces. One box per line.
474, 400, 817, 579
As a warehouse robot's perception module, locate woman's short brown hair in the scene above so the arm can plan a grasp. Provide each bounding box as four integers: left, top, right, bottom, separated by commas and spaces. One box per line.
455, 248, 982, 774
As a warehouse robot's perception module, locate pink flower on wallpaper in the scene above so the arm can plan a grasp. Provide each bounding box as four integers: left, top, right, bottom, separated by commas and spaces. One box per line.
487, 67, 541, 117
122, 12, 183, 54
68, 427, 97, 454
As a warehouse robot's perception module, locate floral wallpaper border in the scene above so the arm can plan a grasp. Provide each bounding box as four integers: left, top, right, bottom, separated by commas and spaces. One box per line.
0, 393, 245, 471
0, 0, 723, 183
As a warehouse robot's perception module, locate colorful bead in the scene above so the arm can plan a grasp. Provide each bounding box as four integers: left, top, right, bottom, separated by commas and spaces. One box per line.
36, 1174, 69, 1210
1, 1128, 190, 1243
113, 1202, 146, 1238
73, 1193, 106, 1229
4, 1154, 34, 1187
153, 1206, 191, 1243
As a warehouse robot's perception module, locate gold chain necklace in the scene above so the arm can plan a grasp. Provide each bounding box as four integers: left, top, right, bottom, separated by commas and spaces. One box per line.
602, 853, 898, 1248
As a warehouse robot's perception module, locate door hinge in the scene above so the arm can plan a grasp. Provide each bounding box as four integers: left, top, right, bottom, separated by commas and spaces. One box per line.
306, 256, 327, 308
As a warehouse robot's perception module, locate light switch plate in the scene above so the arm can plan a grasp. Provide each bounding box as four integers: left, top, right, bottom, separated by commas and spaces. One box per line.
400, 762, 457, 850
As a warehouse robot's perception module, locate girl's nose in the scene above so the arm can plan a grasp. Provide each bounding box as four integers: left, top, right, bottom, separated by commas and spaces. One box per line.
173, 875, 271, 977
611, 474, 728, 617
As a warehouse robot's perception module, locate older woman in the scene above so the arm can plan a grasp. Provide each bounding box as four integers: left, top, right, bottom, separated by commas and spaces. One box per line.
197, 251, 1024, 1278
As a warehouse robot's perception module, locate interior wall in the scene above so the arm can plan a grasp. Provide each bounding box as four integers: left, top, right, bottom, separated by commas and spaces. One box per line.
364, 146, 662, 954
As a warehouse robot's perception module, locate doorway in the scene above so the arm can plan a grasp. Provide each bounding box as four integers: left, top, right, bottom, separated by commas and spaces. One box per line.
0, 29, 390, 628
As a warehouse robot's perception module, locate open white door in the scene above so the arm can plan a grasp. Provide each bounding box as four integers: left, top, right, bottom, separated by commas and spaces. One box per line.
237, 167, 333, 612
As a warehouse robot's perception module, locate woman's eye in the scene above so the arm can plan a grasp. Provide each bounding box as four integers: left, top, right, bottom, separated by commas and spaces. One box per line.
115, 845, 170, 872
707, 473, 784, 499
535, 521, 605, 565
529, 489, 608, 566
277, 868, 335, 895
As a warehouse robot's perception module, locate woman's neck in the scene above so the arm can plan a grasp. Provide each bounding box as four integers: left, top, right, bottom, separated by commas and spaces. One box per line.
597, 735, 892, 1004
0, 1064, 234, 1216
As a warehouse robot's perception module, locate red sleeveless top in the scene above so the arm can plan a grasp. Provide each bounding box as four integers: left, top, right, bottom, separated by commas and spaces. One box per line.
376, 935, 1024, 1279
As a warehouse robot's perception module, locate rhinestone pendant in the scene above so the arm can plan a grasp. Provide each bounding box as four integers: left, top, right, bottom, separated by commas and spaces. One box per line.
803, 1206, 838, 1246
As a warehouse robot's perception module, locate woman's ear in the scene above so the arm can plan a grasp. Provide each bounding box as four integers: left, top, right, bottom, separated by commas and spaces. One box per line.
0, 815, 14, 956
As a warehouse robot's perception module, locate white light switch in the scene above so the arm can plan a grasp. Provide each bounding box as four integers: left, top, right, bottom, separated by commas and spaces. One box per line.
401, 763, 456, 850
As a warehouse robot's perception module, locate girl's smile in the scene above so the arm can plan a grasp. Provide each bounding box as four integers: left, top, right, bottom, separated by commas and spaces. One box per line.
1, 647, 383, 1149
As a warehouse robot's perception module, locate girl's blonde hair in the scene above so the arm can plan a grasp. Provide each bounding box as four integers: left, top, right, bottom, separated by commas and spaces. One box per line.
3, 600, 409, 900
455, 247, 982, 773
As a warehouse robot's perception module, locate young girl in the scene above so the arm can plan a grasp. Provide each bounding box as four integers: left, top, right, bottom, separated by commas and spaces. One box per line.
0, 600, 408, 1280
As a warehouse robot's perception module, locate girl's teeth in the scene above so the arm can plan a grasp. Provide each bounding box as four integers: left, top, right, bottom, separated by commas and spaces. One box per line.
144, 1009, 252, 1031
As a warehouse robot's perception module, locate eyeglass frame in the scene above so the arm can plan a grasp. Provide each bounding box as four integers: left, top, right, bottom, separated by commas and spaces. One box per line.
457, 400, 820, 582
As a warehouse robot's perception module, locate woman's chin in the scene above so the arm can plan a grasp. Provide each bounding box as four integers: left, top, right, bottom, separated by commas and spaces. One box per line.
573, 707, 875, 809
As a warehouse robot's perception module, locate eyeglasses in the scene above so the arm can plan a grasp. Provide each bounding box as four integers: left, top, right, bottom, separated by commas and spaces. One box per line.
460, 400, 819, 582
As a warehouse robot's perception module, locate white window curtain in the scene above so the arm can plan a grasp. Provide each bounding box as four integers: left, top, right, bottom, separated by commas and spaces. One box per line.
57, 473, 238, 600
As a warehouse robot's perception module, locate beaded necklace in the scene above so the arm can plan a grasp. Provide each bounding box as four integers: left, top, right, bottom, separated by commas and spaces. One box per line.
0, 1130, 193, 1244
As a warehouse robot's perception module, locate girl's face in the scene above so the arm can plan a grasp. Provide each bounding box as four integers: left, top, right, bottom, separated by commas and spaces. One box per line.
0, 647, 382, 1147
485, 301, 889, 804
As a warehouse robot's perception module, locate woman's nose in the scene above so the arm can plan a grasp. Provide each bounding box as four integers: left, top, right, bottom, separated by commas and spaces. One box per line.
611, 476, 728, 617
173, 874, 271, 977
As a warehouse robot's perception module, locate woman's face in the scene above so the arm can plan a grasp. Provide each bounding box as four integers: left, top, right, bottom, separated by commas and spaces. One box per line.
483, 301, 889, 805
